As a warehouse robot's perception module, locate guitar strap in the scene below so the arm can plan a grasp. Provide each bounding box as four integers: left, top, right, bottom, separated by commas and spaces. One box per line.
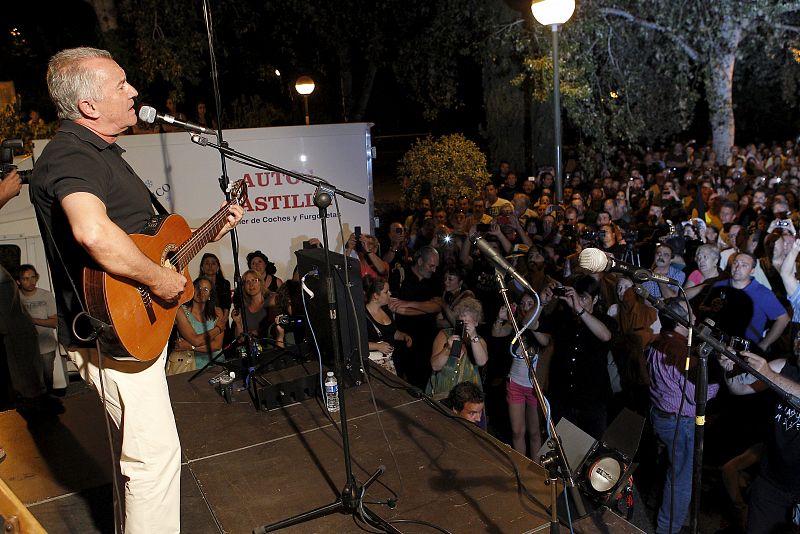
148, 190, 170, 215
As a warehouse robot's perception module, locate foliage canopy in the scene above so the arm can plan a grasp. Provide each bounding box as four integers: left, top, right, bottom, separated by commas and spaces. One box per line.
398, 133, 490, 209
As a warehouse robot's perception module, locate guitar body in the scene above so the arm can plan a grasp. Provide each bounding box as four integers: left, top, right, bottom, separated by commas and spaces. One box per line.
83, 214, 195, 361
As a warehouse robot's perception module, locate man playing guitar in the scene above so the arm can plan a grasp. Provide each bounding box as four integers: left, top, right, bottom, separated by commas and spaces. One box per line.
30, 47, 243, 533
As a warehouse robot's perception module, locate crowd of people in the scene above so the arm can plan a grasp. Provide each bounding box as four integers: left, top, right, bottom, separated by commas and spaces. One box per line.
6, 136, 800, 532
352, 141, 800, 534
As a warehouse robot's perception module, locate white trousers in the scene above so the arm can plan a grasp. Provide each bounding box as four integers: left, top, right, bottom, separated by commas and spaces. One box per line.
68, 346, 181, 534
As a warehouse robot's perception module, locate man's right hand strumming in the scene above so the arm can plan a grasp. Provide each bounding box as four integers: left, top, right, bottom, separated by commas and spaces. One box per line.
150, 267, 187, 302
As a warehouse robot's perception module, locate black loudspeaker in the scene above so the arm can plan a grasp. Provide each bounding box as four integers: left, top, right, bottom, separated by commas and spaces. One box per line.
294, 248, 366, 387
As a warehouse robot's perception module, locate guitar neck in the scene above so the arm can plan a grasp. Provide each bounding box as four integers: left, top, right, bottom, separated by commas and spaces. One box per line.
172, 203, 233, 270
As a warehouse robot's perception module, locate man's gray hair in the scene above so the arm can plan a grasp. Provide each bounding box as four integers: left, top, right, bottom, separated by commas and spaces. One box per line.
47, 47, 113, 120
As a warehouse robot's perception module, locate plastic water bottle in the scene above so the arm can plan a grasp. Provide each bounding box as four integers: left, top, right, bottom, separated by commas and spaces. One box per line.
325, 371, 340, 413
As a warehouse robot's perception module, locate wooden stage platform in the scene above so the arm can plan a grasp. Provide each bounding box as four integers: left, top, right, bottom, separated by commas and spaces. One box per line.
0, 363, 643, 533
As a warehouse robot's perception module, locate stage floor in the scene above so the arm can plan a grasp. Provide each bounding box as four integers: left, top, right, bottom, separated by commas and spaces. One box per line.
0, 364, 640, 533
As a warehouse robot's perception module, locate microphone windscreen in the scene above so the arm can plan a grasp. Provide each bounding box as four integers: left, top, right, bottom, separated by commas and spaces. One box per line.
138, 106, 157, 124
578, 248, 608, 273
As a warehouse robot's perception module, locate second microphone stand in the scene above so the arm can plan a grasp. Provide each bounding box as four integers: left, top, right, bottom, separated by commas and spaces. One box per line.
186, 135, 398, 533
253, 186, 400, 534
494, 271, 585, 532
632, 283, 800, 534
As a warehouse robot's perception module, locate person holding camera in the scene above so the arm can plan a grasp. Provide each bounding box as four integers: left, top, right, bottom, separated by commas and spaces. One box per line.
346, 228, 388, 279
428, 297, 487, 400
540, 275, 614, 439
492, 293, 551, 457
383, 222, 411, 271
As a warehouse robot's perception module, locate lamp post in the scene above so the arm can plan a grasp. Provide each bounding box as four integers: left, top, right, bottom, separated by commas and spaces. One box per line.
294, 76, 315, 126
531, 0, 575, 204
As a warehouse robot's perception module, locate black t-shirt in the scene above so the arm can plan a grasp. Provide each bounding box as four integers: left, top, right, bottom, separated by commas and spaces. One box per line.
762, 360, 800, 494
30, 121, 155, 349
541, 304, 616, 405
389, 267, 441, 349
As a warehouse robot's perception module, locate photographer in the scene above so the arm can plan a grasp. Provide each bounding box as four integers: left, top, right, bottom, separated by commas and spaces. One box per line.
540, 275, 614, 439
346, 230, 388, 279
382, 222, 412, 271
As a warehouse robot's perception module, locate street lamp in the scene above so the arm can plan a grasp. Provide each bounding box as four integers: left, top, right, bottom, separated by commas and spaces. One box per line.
531, 0, 575, 204
295, 76, 315, 126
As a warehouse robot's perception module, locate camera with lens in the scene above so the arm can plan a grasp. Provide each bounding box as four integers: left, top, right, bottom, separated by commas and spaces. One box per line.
580, 229, 605, 243
552, 286, 567, 297
622, 229, 638, 243
730, 336, 751, 352
278, 315, 304, 326
1, 139, 31, 184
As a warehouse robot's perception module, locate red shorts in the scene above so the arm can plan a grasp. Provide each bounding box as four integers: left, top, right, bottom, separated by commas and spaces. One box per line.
506, 379, 538, 407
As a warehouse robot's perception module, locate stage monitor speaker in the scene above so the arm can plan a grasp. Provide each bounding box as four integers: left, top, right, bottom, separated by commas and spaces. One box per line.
295, 247, 366, 387
536, 409, 645, 522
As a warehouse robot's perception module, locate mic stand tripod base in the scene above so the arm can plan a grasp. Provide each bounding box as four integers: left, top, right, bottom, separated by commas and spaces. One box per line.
541, 453, 562, 534
252, 466, 401, 534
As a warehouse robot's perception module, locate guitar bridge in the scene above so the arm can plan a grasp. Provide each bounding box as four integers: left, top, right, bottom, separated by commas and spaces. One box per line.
138, 285, 157, 324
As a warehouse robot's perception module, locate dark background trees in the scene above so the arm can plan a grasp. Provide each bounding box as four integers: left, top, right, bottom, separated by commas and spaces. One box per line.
2, 0, 799, 180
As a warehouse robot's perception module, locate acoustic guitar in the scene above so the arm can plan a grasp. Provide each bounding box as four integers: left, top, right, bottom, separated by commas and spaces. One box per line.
83, 180, 248, 361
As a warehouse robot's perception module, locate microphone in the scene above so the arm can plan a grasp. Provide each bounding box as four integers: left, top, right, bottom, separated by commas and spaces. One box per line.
578, 248, 680, 285
471, 235, 536, 294
138, 106, 216, 136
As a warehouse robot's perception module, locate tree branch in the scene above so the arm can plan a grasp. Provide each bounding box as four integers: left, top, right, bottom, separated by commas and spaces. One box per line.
773, 3, 800, 16
776, 23, 800, 35
493, 19, 524, 37
599, 7, 699, 62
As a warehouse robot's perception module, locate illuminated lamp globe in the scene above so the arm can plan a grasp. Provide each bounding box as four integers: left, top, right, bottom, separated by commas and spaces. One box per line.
295, 76, 315, 96
531, 0, 575, 26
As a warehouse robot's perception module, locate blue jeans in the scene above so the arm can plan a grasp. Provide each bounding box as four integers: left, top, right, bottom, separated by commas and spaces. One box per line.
651, 407, 695, 534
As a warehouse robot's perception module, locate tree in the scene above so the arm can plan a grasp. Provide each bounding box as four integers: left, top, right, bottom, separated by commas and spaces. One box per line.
398, 134, 490, 210
507, 1, 800, 166
597, 1, 800, 162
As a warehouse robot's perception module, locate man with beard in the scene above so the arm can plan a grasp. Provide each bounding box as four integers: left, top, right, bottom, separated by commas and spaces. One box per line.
389, 246, 442, 389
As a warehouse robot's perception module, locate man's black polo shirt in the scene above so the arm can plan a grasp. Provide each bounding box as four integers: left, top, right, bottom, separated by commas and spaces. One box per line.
30, 120, 154, 349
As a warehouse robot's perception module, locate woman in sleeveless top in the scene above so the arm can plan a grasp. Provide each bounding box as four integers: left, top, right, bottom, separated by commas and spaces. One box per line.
363, 277, 411, 373
492, 293, 551, 457
174, 277, 226, 368
231, 270, 270, 337
428, 297, 488, 400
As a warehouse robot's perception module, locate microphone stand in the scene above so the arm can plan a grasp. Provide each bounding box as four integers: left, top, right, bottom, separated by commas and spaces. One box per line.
494, 270, 585, 531
188, 136, 399, 533
190, 0, 262, 410
631, 284, 800, 534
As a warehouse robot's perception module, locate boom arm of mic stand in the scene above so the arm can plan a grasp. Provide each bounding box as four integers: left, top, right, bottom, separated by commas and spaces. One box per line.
190, 135, 366, 205
632, 284, 800, 411
494, 271, 585, 519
